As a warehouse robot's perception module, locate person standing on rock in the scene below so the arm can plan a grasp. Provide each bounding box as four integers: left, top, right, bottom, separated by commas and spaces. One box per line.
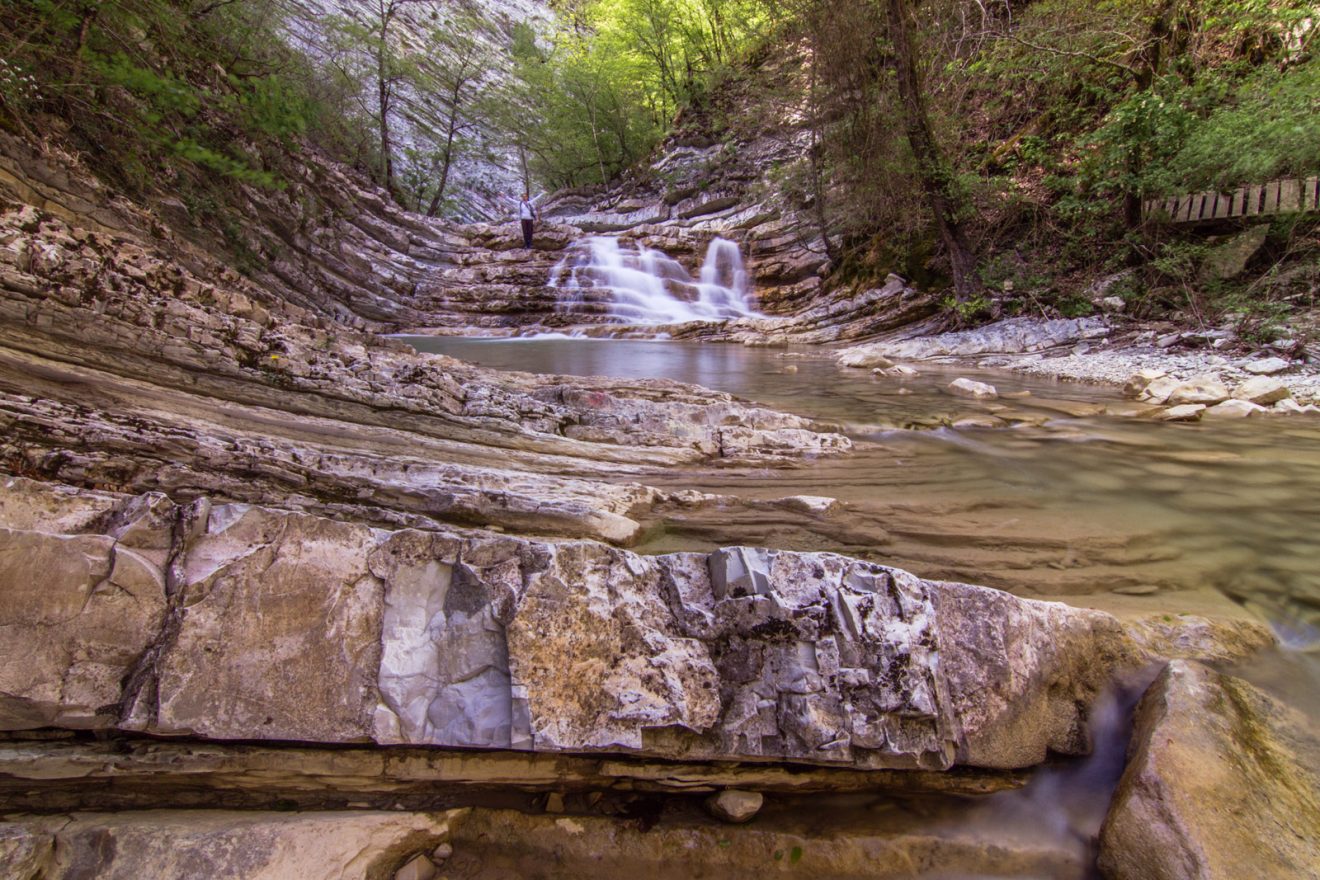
517, 191, 539, 250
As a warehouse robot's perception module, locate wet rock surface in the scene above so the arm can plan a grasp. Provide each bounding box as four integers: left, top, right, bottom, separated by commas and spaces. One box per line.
1099, 661, 1320, 880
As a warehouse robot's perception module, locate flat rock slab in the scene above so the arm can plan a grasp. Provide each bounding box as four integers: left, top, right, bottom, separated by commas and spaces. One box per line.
837, 317, 1108, 365
1099, 660, 1320, 880
0, 810, 459, 880
5, 477, 1139, 771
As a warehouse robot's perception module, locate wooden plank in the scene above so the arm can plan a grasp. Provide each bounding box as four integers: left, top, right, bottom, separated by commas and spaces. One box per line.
1212, 192, 1233, 219
1229, 187, 1245, 218
1263, 181, 1280, 214
1279, 179, 1302, 213
1243, 184, 1261, 216
1166, 196, 1180, 218
1304, 177, 1319, 212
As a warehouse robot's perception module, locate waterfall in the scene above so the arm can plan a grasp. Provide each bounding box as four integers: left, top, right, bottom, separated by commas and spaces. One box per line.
549, 236, 758, 325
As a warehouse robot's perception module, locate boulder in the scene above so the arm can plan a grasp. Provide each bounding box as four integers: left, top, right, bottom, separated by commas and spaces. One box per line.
1244, 357, 1290, 375
0, 810, 460, 880
1200, 224, 1268, 281
1233, 376, 1291, 406
948, 378, 998, 400
1098, 661, 1320, 880
0, 481, 173, 731
4, 480, 1139, 772
1156, 404, 1206, 422
124, 502, 386, 743
1139, 375, 1183, 404
1202, 399, 1266, 419
1166, 376, 1229, 406
705, 789, 764, 823
1123, 368, 1166, 398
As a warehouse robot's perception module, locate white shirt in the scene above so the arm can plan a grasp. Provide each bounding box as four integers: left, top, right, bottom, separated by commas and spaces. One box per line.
518, 199, 536, 220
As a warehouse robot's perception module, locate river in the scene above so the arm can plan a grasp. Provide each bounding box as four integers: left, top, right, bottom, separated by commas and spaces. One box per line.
405, 334, 1318, 876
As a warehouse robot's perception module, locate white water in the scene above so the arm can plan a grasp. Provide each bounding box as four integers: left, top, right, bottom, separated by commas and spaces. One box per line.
548, 236, 758, 325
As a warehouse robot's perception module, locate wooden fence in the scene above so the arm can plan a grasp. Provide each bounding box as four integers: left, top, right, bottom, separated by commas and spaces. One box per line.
1143, 176, 1320, 224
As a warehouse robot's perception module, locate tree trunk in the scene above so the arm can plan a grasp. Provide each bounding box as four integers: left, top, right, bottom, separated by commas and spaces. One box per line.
1124, 0, 1180, 227
884, 0, 978, 301
806, 38, 834, 260
375, 5, 396, 194
426, 113, 460, 217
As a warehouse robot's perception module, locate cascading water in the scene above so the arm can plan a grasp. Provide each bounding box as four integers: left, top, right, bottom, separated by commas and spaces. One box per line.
549, 236, 759, 325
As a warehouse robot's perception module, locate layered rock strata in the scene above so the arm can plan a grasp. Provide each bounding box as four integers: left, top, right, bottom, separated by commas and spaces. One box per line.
2, 476, 1135, 772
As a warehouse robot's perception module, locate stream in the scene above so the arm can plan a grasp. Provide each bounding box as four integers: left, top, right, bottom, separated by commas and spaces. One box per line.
405, 334, 1320, 876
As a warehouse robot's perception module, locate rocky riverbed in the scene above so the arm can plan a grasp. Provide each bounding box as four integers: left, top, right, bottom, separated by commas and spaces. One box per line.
2, 124, 1318, 879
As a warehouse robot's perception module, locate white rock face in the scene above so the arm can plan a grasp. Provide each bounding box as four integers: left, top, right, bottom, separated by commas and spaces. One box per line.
1166, 376, 1229, 406
948, 378, 998, 399
1233, 376, 1291, 405
1244, 357, 1290, 375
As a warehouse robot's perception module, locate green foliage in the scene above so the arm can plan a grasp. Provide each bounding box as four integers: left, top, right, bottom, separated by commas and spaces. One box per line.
1166, 60, 1320, 190
0, 0, 363, 195
505, 0, 770, 189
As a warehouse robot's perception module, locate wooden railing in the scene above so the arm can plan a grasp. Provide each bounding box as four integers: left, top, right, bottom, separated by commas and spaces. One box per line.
1144, 176, 1320, 224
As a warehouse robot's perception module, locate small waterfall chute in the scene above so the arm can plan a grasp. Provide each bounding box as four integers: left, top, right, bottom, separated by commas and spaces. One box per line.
549, 236, 758, 325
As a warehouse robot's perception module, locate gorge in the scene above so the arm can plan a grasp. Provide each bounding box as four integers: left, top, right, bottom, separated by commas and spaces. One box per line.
2, 1, 1320, 878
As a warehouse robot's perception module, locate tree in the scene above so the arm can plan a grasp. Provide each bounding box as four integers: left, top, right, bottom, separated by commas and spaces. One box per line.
881, 0, 979, 300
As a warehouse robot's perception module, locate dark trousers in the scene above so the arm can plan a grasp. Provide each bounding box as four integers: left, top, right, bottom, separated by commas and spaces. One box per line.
520, 219, 534, 248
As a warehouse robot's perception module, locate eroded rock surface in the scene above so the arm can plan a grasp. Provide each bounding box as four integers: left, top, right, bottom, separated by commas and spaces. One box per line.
5, 477, 1136, 771
0, 810, 460, 880
1098, 661, 1320, 880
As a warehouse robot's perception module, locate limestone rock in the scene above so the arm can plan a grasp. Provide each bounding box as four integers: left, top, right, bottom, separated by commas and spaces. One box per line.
948, 378, 998, 400
1166, 376, 1229, 406
1201, 399, 1266, 419
394, 853, 439, 880
1098, 661, 1320, 880
4, 480, 1138, 772
1244, 357, 1290, 375
445, 805, 1092, 879
0, 810, 461, 880
0, 480, 172, 731
1139, 375, 1183, 404
1232, 375, 1291, 406
837, 317, 1108, 364
125, 502, 386, 743
1156, 404, 1206, 422
1200, 224, 1268, 281
705, 789, 764, 823
1123, 368, 1166, 398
